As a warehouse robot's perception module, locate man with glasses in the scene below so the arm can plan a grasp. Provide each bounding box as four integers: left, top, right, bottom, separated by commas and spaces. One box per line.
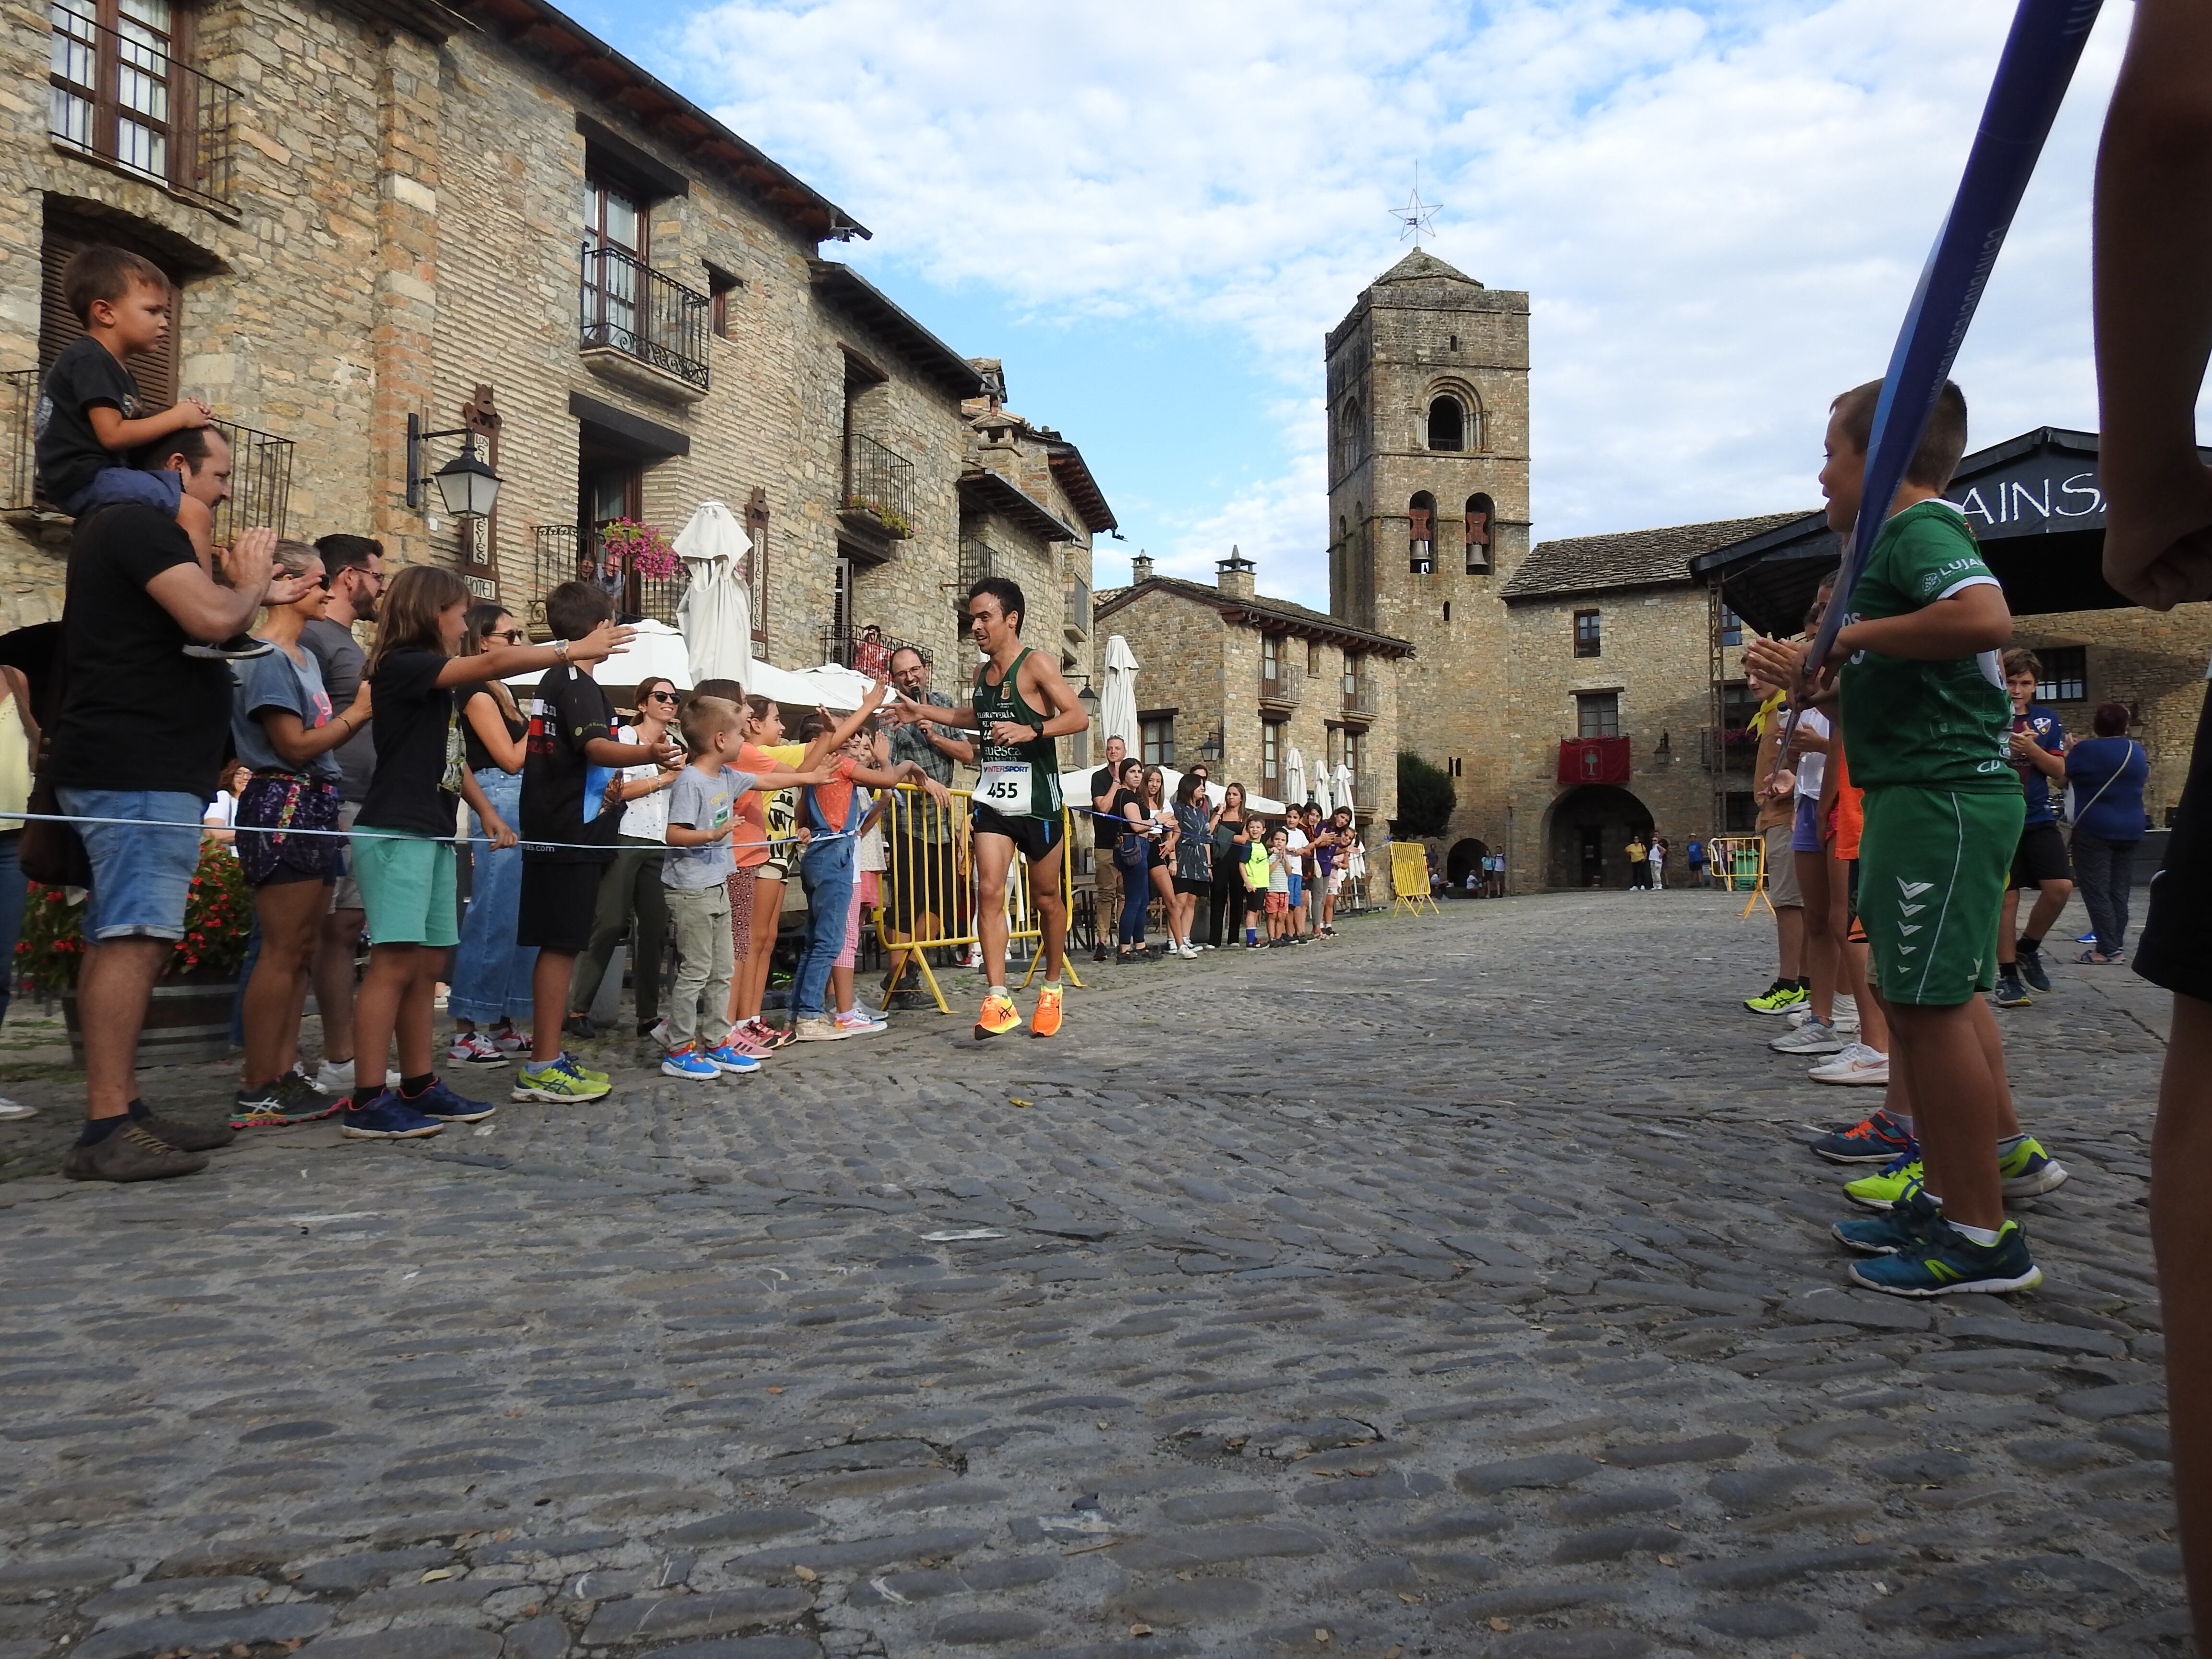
881, 645, 969, 1008
300, 534, 383, 1094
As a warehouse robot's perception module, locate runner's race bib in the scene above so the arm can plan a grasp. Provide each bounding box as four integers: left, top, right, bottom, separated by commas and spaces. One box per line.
977, 760, 1033, 817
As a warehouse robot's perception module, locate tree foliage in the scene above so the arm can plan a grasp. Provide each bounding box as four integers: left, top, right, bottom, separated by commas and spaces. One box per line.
1393, 751, 1456, 839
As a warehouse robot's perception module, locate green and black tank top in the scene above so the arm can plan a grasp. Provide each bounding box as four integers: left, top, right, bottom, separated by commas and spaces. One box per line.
973, 647, 1063, 819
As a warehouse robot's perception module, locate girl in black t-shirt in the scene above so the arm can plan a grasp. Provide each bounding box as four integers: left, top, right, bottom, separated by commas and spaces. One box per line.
340, 567, 629, 1143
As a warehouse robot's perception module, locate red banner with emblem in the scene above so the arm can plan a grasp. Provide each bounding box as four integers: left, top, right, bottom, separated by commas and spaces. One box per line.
1557, 736, 1631, 785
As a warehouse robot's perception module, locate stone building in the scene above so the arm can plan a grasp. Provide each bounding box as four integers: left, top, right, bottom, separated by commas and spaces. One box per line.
1322, 248, 1528, 851
0, 0, 1110, 717
1091, 550, 1410, 825
1500, 516, 1795, 890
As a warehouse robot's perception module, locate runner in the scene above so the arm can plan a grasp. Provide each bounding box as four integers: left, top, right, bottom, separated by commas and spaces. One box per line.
891, 577, 1087, 1040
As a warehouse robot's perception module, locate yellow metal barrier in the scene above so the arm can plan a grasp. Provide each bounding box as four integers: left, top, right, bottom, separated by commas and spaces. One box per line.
877, 784, 1081, 1013
1707, 833, 1775, 918
1387, 841, 1440, 916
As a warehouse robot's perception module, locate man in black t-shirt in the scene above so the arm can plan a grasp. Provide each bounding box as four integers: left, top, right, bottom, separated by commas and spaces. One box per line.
51, 431, 312, 1182
517, 582, 678, 1085
1088, 733, 1126, 961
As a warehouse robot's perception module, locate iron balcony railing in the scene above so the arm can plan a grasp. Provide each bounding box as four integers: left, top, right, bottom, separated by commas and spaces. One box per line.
844, 432, 915, 538
1353, 777, 1381, 814
578, 243, 711, 390
820, 625, 922, 676
49, 2, 236, 207
1259, 659, 1302, 709
534, 524, 688, 628
1342, 675, 1377, 720
3, 369, 291, 538
4, 371, 35, 512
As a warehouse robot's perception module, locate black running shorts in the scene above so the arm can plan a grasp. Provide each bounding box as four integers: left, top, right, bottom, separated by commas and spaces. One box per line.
972, 805, 1063, 865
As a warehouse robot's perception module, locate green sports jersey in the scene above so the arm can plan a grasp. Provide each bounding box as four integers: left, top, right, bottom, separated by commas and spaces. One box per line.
1837, 499, 2013, 793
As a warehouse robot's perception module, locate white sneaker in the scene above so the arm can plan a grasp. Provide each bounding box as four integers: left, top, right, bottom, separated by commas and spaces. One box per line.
643, 1017, 674, 1051
0, 1096, 36, 1119
793, 1015, 850, 1042
446, 1033, 505, 1068
1770, 1019, 1845, 1055
312, 1058, 356, 1092
1809, 1043, 1891, 1085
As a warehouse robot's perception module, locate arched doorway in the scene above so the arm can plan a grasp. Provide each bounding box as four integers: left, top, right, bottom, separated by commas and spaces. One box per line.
1447, 837, 1488, 889
1546, 786, 1653, 889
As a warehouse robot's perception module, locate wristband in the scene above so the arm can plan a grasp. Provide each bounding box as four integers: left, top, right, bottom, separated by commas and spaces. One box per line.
554, 638, 570, 663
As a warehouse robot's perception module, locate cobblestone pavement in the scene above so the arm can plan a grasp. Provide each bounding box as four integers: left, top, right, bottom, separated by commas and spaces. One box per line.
0, 890, 2185, 1659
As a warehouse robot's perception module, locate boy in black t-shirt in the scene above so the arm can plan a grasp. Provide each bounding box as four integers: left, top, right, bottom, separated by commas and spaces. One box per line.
515, 581, 680, 1100
35, 244, 268, 661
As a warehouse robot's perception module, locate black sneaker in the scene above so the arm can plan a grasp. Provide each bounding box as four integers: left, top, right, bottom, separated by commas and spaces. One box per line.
2017, 945, 2052, 994
183, 633, 273, 661
229, 1074, 331, 1130
562, 1012, 598, 1040
63, 1124, 208, 1181
1994, 972, 2032, 1009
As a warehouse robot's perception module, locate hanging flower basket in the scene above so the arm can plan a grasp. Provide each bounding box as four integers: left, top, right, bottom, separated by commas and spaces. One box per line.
595, 519, 683, 580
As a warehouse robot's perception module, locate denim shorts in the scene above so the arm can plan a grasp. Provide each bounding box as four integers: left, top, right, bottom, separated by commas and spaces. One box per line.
60, 466, 184, 518
56, 787, 205, 941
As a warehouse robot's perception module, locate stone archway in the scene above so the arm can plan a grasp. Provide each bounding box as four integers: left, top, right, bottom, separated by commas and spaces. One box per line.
1545, 786, 1654, 889
1446, 837, 1488, 889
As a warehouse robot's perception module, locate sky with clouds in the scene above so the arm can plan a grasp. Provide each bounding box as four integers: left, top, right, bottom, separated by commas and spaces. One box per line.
561, 0, 2134, 608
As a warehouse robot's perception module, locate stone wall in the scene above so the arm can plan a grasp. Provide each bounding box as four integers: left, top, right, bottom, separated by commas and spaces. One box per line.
0, 0, 1095, 702
2012, 605, 2211, 824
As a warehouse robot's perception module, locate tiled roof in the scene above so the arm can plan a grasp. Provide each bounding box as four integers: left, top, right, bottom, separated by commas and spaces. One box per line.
1501, 512, 1810, 601
1093, 576, 1415, 657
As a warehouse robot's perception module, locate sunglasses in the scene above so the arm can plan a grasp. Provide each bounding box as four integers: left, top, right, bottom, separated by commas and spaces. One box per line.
645, 689, 680, 704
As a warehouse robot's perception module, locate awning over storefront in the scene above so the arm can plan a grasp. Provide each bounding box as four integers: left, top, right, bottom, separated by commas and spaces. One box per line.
1690, 427, 2198, 637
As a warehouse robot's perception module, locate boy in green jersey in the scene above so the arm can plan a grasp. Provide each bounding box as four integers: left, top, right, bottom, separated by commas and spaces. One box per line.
1749, 379, 2040, 1297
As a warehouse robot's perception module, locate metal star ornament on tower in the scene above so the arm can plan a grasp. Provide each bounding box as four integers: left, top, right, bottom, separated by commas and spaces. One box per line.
1392, 167, 1440, 245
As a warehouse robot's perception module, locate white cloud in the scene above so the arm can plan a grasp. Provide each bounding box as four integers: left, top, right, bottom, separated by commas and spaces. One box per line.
667, 0, 2130, 605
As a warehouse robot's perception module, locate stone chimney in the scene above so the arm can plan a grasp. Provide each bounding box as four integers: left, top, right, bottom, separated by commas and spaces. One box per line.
1216, 545, 1256, 600
1131, 552, 1155, 584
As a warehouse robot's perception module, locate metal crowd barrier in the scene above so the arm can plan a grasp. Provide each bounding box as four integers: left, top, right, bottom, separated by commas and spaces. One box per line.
1386, 841, 1440, 915
877, 783, 1082, 1013
1707, 833, 1775, 918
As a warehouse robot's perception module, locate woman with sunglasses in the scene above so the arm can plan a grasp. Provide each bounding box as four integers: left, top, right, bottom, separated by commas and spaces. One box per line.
566, 673, 683, 1042
446, 605, 538, 1064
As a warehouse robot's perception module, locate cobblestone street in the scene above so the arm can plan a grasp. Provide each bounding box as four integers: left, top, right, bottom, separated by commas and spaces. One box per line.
0, 890, 2185, 1659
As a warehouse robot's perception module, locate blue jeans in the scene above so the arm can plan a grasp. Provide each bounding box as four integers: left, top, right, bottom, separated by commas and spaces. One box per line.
1118, 843, 1151, 944
60, 466, 183, 518
793, 833, 854, 1017
0, 832, 24, 1025
447, 768, 536, 1024
55, 787, 204, 940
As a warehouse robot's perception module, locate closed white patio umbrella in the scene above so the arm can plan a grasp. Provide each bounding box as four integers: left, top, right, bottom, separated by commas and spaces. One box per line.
1312, 769, 1334, 816
1285, 746, 1307, 807
1332, 761, 1356, 817
673, 500, 754, 689
1100, 635, 1140, 752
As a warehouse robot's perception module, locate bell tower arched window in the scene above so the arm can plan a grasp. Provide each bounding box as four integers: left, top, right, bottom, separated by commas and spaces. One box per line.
1408, 492, 1436, 575
1427, 396, 1464, 452
1465, 493, 1494, 573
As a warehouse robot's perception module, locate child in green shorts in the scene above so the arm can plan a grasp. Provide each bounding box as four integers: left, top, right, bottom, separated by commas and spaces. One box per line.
1749, 378, 2041, 1296
340, 566, 630, 1141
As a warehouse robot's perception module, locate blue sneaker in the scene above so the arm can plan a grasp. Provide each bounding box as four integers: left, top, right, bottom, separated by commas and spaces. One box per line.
660, 1046, 721, 1081
1811, 1109, 1916, 1164
337, 1092, 445, 1140
399, 1077, 496, 1123
704, 1042, 761, 1075
1833, 1189, 1942, 1255
1848, 1217, 2043, 1297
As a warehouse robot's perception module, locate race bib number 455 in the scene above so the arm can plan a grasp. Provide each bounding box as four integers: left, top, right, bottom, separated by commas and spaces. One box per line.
977, 761, 1033, 817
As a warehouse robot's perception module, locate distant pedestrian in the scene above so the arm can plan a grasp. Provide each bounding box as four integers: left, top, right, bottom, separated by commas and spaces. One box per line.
1687, 835, 1707, 887
2065, 703, 2149, 963
1649, 837, 1668, 891
1625, 834, 1649, 890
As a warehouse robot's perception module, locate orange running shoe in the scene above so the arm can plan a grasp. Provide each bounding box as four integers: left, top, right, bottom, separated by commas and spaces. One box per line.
974, 991, 1020, 1041
1029, 985, 1063, 1038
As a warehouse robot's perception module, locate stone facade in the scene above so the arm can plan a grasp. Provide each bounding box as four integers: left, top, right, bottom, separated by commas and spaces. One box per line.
1092, 551, 1408, 832
2006, 607, 2208, 825
1323, 248, 1529, 852
0, 0, 1110, 733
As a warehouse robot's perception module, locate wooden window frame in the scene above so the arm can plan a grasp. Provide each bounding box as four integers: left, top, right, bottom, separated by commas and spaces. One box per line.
1573, 609, 1602, 659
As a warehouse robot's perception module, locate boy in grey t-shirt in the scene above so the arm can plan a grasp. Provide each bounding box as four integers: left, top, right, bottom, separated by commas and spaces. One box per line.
660, 698, 761, 1070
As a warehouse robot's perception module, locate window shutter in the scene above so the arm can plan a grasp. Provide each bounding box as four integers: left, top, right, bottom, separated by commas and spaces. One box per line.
39, 218, 183, 412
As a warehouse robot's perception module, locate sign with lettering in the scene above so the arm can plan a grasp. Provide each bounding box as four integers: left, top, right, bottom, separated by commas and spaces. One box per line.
1947, 457, 2103, 538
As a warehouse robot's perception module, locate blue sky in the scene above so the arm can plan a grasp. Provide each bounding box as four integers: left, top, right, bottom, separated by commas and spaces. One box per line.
561, 0, 2132, 609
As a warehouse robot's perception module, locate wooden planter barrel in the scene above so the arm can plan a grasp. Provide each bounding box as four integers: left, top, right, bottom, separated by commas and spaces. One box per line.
61, 974, 236, 1067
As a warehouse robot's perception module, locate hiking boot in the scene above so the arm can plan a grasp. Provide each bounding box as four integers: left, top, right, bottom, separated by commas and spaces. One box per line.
63, 1123, 207, 1181
136, 1109, 240, 1151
